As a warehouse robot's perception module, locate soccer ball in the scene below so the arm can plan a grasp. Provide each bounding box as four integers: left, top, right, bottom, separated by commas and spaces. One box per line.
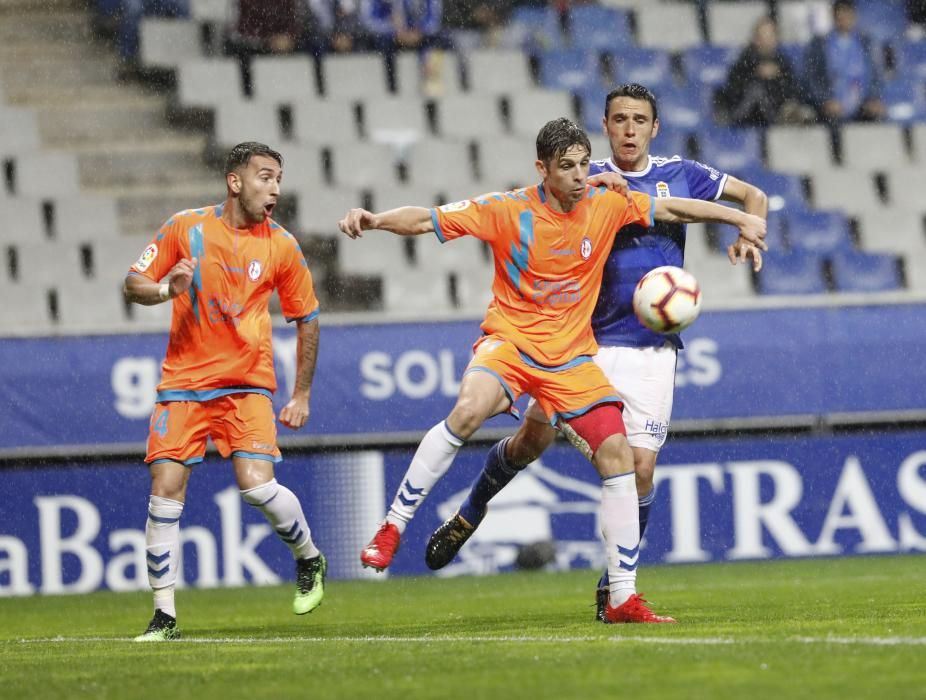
632, 266, 702, 334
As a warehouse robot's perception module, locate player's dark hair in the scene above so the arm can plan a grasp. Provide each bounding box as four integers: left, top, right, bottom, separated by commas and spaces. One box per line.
225, 142, 283, 174
535, 118, 591, 164
604, 84, 659, 122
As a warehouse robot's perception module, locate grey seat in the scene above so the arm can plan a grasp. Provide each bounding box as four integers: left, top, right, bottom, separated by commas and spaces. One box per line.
434, 95, 505, 139
338, 232, 411, 275
885, 166, 926, 213
297, 188, 365, 237
12, 241, 86, 287
395, 50, 463, 97
56, 278, 130, 331
251, 55, 317, 103
321, 54, 389, 100
382, 267, 454, 314
329, 142, 399, 188
177, 59, 243, 108
0, 281, 55, 334
636, 4, 703, 51
139, 18, 203, 70
766, 125, 834, 174
508, 90, 576, 137
707, 2, 769, 46
475, 137, 540, 190
213, 100, 284, 148
53, 196, 121, 242
405, 140, 477, 190
0, 196, 47, 242
362, 97, 429, 144
841, 123, 910, 172
857, 209, 926, 255
466, 50, 533, 95
15, 153, 80, 197
369, 184, 443, 212
0, 107, 42, 156
291, 99, 360, 145
278, 145, 326, 190
811, 168, 881, 216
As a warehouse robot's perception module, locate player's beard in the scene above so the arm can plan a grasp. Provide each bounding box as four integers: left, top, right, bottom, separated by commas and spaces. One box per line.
239, 191, 267, 224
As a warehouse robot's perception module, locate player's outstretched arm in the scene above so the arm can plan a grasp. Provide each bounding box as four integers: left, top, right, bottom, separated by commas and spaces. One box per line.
123, 257, 198, 305
653, 198, 767, 250
338, 206, 434, 239
721, 176, 768, 272
279, 316, 319, 430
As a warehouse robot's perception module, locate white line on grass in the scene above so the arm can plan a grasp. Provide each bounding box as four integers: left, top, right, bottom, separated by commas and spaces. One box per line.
13, 635, 926, 647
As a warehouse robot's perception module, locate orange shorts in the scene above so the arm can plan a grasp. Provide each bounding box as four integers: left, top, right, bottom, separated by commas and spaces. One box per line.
465, 334, 623, 427
145, 393, 282, 466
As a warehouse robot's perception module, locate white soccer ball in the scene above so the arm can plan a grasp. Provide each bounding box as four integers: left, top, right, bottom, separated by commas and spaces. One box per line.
632, 266, 702, 334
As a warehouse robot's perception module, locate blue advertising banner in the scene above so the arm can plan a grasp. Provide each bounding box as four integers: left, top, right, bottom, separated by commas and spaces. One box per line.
0, 303, 923, 451
1, 432, 925, 596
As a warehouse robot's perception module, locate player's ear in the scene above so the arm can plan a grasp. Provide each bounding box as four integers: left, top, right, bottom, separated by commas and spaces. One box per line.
651, 117, 660, 138
601, 116, 608, 136
227, 171, 242, 194
535, 158, 548, 179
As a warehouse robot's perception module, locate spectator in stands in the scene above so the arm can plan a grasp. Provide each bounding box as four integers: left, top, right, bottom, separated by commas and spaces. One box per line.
306, 0, 367, 54
717, 16, 812, 126
116, 0, 189, 65
908, 0, 926, 38
804, 0, 886, 123
360, 0, 452, 52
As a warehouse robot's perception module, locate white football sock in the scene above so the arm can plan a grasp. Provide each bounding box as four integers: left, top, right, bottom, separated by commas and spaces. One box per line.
241, 479, 320, 560
145, 495, 183, 618
385, 421, 464, 534
600, 472, 641, 607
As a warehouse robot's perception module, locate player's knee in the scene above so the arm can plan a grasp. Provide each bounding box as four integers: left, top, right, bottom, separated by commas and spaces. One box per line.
634, 453, 657, 493
447, 400, 489, 439
592, 433, 634, 479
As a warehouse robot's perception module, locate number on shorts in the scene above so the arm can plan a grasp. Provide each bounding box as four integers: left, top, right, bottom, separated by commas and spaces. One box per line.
153, 409, 169, 437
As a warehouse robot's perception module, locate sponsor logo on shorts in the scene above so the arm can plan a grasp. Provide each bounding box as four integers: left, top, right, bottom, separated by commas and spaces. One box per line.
645, 419, 668, 437
251, 441, 274, 451
248, 259, 262, 281
580, 237, 592, 260
133, 244, 158, 272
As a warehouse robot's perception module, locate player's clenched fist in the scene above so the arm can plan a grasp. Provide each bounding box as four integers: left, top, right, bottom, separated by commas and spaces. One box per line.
737, 214, 767, 250
338, 208, 377, 239
166, 257, 198, 297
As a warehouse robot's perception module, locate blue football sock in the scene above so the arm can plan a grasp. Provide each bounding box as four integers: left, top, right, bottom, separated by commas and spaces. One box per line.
597, 488, 657, 592
458, 437, 521, 526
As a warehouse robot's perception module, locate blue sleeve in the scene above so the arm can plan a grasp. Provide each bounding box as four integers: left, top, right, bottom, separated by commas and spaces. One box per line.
682, 159, 727, 201
589, 160, 608, 176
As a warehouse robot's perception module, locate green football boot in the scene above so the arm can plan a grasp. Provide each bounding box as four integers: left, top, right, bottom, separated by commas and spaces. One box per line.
293, 553, 327, 615
134, 609, 181, 642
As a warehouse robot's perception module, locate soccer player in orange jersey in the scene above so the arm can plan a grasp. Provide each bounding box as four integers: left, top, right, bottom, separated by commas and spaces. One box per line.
338, 118, 766, 623
124, 142, 326, 641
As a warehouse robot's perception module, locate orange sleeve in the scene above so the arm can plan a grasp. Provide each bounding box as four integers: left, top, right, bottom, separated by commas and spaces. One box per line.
430, 193, 515, 243
617, 190, 655, 231
128, 213, 185, 282
275, 231, 320, 323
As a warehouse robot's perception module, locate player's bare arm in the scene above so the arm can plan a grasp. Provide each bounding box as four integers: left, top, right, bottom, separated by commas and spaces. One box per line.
123, 257, 198, 306
653, 198, 767, 250
279, 316, 319, 430
721, 176, 769, 272
338, 206, 433, 239
587, 171, 629, 197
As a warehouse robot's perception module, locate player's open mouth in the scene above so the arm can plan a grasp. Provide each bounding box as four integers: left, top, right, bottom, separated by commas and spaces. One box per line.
264, 203, 275, 215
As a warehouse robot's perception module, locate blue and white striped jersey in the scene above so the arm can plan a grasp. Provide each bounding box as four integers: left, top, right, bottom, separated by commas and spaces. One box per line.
589, 155, 728, 348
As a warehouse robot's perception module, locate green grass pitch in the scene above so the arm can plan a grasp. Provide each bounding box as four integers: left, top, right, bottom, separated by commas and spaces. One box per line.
2, 555, 924, 700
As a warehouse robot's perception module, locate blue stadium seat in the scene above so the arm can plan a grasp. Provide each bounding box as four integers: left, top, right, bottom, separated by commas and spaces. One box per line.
653, 84, 708, 132
830, 251, 903, 292
715, 208, 787, 254
567, 5, 632, 51
881, 76, 926, 124
681, 45, 738, 88
539, 49, 600, 92
896, 39, 926, 81
734, 167, 808, 212
786, 210, 854, 255
855, 0, 908, 45
505, 6, 564, 51
607, 48, 673, 92
756, 251, 827, 295
651, 128, 692, 159
698, 127, 763, 173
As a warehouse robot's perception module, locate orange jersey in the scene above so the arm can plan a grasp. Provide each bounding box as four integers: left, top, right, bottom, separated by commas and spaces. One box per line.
129, 204, 318, 400
432, 185, 653, 367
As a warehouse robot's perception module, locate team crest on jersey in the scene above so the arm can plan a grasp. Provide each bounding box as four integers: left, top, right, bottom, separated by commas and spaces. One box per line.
134, 244, 158, 272
439, 200, 471, 213
248, 259, 262, 281
656, 181, 671, 198
580, 237, 592, 260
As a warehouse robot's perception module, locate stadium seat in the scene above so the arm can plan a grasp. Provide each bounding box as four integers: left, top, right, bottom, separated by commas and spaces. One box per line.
139, 18, 203, 70
755, 251, 827, 295
635, 3, 703, 51
883, 164, 926, 215
88, 235, 153, 281
0, 107, 41, 157
588, 135, 611, 161
881, 76, 926, 125
686, 224, 756, 300
321, 54, 389, 100
177, 59, 243, 108
14, 242, 86, 287
697, 127, 762, 173
608, 48, 673, 92
126, 294, 172, 329
54, 197, 120, 242
681, 45, 738, 89
213, 101, 283, 149
361, 97, 429, 144
338, 232, 410, 276
14, 153, 80, 197
707, 2, 769, 47
0, 197, 46, 242
276, 145, 326, 190
291, 99, 360, 144
474, 137, 539, 190
369, 184, 443, 212
578, 87, 607, 132
840, 122, 909, 171
539, 49, 600, 92
855, 0, 908, 44
329, 142, 399, 189
652, 85, 706, 132
777, 0, 832, 44
466, 49, 534, 95
417, 233, 489, 274
811, 168, 881, 216
251, 55, 317, 103
567, 5, 632, 50
857, 209, 926, 254
0, 282, 54, 333
765, 125, 834, 174
714, 207, 787, 254
190, 0, 231, 21
786, 210, 854, 255
507, 90, 576, 137
735, 167, 808, 212
896, 39, 926, 82
830, 250, 903, 292
56, 279, 129, 331
651, 128, 693, 159
434, 95, 505, 139
395, 50, 463, 97
453, 255, 495, 314
502, 5, 564, 51
382, 267, 455, 314
405, 140, 477, 190
297, 188, 365, 237
912, 125, 926, 164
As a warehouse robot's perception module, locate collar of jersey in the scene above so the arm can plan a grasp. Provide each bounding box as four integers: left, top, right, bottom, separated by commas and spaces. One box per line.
606, 155, 654, 178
